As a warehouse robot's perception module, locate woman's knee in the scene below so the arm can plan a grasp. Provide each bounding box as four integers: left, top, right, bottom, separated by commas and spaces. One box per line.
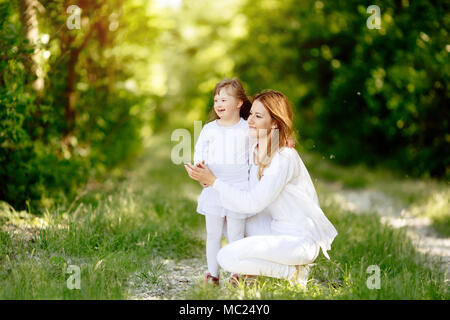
291, 238, 320, 264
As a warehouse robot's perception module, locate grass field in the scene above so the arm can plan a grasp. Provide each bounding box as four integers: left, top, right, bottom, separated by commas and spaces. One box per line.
0, 132, 448, 299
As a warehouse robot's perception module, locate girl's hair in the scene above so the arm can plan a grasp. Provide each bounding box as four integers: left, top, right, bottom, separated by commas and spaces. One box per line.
207, 78, 252, 122
252, 90, 296, 180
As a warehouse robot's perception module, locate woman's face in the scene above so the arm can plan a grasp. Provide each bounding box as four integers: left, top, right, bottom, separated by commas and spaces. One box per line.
247, 99, 276, 138
213, 88, 242, 121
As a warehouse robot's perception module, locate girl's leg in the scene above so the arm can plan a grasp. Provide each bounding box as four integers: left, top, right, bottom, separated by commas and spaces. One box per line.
205, 214, 225, 277
226, 217, 246, 243
217, 235, 319, 279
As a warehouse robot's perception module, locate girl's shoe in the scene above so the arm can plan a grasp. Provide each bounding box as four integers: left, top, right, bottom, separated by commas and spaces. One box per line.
205, 273, 219, 286
288, 265, 310, 288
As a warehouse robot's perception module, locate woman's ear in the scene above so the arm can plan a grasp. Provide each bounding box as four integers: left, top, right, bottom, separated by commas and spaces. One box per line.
236, 99, 243, 109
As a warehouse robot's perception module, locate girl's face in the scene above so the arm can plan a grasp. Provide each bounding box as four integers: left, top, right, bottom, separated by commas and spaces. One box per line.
247, 99, 276, 138
214, 88, 242, 121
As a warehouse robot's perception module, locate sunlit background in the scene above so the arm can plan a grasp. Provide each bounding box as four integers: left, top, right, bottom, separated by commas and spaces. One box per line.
1, 0, 448, 213
0, 0, 449, 300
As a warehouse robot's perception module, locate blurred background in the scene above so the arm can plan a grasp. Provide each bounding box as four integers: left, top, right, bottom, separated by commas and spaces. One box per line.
1, 0, 449, 212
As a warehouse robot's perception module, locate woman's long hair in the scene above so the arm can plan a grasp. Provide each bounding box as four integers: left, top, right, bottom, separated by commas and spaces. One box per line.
207, 78, 252, 122
252, 90, 296, 180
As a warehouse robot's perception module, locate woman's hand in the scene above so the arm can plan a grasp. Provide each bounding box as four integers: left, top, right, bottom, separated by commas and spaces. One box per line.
196, 163, 209, 188
184, 161, 217, 187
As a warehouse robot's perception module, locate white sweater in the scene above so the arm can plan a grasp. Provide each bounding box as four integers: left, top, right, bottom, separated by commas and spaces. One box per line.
212, 144, 338, 259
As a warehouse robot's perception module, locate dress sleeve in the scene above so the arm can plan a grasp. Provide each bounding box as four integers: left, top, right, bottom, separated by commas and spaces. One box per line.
212, 149, 294, 214
193, 127, 207, 164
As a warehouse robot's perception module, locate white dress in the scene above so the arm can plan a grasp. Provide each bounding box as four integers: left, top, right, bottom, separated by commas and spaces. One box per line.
212, 144, 338, 259
193, 118, 255, 220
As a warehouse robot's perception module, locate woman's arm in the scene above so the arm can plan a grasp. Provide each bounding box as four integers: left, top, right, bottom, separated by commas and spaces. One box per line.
187, 150, 295, 214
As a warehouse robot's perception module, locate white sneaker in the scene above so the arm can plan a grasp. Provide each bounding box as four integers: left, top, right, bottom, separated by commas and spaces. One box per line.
288, 265, 310, 288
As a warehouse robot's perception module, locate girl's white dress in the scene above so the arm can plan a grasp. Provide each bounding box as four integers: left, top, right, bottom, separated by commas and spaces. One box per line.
194, 118, 255, 220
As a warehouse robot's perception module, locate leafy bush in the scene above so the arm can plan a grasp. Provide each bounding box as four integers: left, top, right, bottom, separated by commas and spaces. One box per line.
233, 0, 449, 179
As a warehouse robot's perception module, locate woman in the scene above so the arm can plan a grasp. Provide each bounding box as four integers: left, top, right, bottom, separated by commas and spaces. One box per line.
185, 90, 338, 287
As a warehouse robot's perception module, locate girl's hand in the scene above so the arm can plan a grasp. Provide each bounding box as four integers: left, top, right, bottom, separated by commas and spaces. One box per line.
184, 162, 217, 187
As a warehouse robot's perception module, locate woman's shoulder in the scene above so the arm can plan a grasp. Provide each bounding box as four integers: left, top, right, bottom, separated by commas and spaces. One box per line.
263, 147, 298, 175
277, 146, 299, 161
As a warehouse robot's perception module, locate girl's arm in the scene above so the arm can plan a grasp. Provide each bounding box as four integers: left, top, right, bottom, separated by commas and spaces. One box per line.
193, 127, 206, 165
193, 127, 208, 187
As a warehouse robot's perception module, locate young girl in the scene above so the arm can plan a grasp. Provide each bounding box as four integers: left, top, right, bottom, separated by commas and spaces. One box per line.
192, 78, 254, 285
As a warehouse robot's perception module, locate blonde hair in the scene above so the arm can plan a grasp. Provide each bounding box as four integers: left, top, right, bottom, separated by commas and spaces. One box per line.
207, 78, 252, 122
252, 90, 296, 180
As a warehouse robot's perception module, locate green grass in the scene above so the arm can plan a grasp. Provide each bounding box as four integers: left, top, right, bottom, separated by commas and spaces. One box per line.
186, 204, 448, 299
0, 133, 205, 299
0, 132, 448, 299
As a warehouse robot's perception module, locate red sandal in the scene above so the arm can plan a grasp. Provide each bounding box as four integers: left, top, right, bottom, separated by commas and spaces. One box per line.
205, 273, 220, 286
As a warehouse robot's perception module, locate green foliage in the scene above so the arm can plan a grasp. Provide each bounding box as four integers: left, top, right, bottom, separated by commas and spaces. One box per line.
1, 0, 447, 216
0, 0, 146, 210
0, 1, 40, 208
231, 0, 449, 179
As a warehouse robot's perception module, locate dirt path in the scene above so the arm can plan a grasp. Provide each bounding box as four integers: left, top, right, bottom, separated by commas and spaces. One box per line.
326, 184, 450, 282
129, 258, 208, 300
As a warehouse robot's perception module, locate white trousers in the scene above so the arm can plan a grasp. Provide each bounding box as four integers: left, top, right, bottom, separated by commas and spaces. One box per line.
205, 214, 245, 277
216, 234, 320, 279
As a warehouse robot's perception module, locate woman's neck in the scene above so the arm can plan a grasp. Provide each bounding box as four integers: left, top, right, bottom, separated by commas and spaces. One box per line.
255, 136, 269, 164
